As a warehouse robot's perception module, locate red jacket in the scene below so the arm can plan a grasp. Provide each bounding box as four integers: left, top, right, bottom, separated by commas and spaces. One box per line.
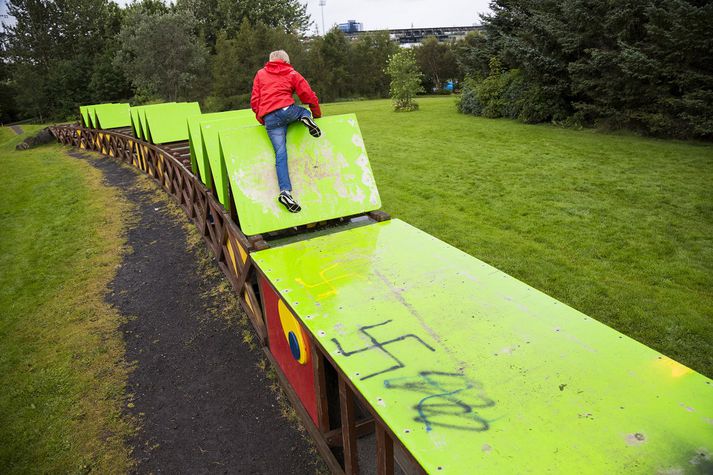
250, 60, 322, 124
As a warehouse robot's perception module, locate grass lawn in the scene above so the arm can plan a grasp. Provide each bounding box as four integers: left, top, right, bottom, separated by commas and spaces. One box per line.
324, 97, 713, 378
0, 127, 133, 473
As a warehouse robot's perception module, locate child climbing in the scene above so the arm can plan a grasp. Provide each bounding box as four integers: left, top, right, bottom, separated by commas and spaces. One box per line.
250, 50, 322, 213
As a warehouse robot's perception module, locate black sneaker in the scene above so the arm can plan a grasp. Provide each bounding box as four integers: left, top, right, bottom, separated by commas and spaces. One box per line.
278, 190, 302, 213
299, 116, 322, 138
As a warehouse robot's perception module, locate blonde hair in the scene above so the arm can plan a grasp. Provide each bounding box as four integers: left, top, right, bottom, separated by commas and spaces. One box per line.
269, 50, 290, 64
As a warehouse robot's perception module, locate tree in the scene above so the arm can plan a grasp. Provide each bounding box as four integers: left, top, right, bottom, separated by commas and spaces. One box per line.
0, 52, 19, 123
177, 0, 310, 51
349, 31, 399, 98
3, 0, 129, 119
473, 0, 713, 138
304, 28, 351, 102
218, 0, 310, 36
453, 31, 493, 79
210, 20, 306, 109
414, 36, 458, 92
385, 49, 423, 112
115, 10, 209, 102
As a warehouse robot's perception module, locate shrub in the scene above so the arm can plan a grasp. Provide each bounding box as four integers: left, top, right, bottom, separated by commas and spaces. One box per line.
386, 49, 424, 112
457, 58, 569, 124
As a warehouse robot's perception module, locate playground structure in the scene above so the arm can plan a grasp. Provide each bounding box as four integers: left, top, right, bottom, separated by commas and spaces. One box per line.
50, 103, 713, 474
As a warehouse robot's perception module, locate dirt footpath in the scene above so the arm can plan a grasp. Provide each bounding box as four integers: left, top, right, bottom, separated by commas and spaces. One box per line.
70, 151, 322, 474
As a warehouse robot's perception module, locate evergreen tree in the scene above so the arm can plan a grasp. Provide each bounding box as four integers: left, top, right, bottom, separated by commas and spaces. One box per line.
454, 31, 495, 80
469, 0, 713, 138
304, 28, 351, 102
210, 20, 306, 109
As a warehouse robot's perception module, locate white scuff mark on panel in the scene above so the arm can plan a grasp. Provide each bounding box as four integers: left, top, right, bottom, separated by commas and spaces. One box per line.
355, 151, 379, 205
428, 432, 448, 449
352, 133, 364, 147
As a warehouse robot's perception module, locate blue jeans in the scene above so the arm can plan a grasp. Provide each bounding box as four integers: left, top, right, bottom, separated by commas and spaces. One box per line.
263, 104, 312, 192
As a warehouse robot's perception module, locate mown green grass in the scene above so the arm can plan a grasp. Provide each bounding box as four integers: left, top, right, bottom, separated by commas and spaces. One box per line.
0, 127, 133, 472
324, 97, 713, 377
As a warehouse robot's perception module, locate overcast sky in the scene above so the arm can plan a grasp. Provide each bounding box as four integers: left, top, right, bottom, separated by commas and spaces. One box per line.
304, 0, 492, 33
0, 0, 493, 32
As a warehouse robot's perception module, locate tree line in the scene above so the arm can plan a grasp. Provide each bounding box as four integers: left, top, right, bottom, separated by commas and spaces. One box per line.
0, 0, 469, 123
459, 0, 713, 140
1, 0, 710, 139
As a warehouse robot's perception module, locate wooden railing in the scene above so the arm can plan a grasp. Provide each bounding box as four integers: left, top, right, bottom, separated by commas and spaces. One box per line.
49, 123, 415, 475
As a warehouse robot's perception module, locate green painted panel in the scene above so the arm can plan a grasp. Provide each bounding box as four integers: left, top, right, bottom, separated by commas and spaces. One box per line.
252, 219, 713, 474
186, 109, 255, 180
93, 103, 131, 129
220, 114, 381, 236
140, 108, 150, 142
130, 107, 143, 138
84, 105, 97, 128
144, 102, 201, 144
197, 116, 261, 207
79, 105, 91, 128
130, 103, 176, 140
92, 107, 101, 129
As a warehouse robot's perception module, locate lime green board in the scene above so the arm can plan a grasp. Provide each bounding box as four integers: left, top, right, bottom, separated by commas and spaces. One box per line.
220, 114, 381, 236
144, 102, 201, 144
84, 105, 97, 128
80, 105, 91, 128
187, 109, 254, 180
139, 107, 152, 142
93, 103, 131, 129
130, 103, 175, 139
130, 107, 143, 138
198, 116, 261, 207
92, 107, 101, 129
252, 219, 713, 474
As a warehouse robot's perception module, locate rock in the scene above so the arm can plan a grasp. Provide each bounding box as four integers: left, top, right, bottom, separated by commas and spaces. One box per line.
15, 127, 55, 150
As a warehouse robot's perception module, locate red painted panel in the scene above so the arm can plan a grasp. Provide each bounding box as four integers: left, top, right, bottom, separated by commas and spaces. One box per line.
259, 274, 318, 425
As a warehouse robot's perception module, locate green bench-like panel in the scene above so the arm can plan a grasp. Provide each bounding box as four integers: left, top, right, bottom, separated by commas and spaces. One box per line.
196, 115, 261, 209
92, 103, 131, 129
252, 218, 713, 474
220, 114, 381, 236
80, 105, 93, 128
143, 102, 201, 144
186, 109, 256, 186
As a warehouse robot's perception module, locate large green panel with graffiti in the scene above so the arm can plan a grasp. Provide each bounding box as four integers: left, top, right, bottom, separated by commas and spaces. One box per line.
186, 110, 256, 188
252, 218, 713, 474
197, 116, 261, 208
93, 103, 131, 129
143, 102, 201, 144
220, 114, 381, 236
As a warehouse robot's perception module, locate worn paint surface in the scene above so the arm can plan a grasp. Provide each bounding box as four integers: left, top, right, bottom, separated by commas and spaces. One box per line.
186, 109, 254, 178
92, 103, 131, 129
195, 115, 259, 205
253, 219, 713, 474
220, 114, 381, 236
143, 102, 201, 144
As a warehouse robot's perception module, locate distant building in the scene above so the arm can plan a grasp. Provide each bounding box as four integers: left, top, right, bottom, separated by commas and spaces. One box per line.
337, 20, 363, 34
344, 25, 484, 46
